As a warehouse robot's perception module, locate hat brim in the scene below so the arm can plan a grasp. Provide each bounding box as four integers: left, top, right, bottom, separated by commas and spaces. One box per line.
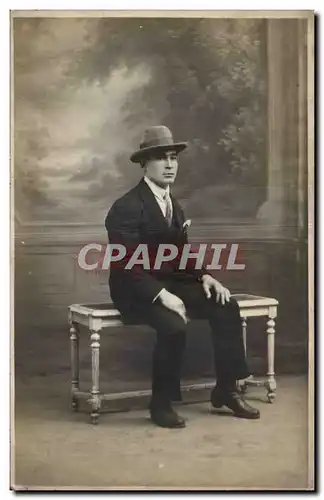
130, 142, 188, 163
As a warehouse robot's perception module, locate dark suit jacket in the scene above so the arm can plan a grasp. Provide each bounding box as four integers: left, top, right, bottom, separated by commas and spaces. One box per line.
105, 179, 206, 315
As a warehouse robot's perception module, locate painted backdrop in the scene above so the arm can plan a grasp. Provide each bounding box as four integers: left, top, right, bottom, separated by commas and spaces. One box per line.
14, 16, 309, 386
14, 17, 267, 224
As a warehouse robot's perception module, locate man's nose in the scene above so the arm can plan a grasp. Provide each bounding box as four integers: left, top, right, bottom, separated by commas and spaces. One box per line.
166, 157, 173, 168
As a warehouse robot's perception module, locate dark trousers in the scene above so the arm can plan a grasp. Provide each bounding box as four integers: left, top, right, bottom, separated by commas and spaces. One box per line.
130, 278, 249, 408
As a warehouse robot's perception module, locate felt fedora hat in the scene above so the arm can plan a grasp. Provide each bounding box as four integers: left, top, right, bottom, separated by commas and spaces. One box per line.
130, 125, 188, 163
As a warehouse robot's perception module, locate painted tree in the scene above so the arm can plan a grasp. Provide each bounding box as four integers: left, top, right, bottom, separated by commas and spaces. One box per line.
75, 18, 267, 211
14, 17, 267, 221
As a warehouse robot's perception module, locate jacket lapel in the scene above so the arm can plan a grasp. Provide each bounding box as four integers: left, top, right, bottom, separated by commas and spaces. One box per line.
171, 195, 185, 229
137, 179, 185, 231
137, 179, 168, 230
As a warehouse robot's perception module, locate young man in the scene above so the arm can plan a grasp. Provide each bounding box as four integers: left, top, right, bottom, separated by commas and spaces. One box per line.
105, 125, 260, 428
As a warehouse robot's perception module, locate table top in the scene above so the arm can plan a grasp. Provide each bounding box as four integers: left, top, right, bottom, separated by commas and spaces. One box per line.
69, 294, 278, 319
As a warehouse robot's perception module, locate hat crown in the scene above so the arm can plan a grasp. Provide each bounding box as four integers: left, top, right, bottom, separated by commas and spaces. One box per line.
130, 125, 187, 163
140, 126, 174, 150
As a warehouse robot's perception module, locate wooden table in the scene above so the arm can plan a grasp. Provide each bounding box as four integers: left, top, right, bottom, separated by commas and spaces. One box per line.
69, 294, 278, 424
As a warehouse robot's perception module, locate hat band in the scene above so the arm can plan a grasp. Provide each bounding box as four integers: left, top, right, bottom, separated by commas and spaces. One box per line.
140, 136, 174, 149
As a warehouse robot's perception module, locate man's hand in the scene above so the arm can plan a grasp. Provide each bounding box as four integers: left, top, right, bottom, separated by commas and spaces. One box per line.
201, 275, 231, 305
158, 289, 189, 324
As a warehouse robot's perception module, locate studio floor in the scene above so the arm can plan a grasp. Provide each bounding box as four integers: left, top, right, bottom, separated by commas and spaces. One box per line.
13, 374, 312, 490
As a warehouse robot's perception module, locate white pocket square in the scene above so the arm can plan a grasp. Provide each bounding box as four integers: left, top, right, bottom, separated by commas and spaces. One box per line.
182, 219, 191, 230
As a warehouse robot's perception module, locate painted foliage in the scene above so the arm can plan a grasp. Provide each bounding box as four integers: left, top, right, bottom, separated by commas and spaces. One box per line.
14, 17, 267, 224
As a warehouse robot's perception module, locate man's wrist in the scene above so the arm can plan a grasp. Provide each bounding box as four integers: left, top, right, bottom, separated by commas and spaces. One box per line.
198, 273, 212, 283
152, 288, 167, 303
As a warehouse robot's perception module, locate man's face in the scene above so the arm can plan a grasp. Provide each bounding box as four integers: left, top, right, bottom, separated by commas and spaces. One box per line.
143, 150, 178, 188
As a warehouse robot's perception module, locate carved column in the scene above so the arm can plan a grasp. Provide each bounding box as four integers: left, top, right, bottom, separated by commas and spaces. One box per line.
257, 19, 308, 240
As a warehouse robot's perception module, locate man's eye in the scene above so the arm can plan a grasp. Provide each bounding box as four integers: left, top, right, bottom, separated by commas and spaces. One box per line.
155, 154, 177, 161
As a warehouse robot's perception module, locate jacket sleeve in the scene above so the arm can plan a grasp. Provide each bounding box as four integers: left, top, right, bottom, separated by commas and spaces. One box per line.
105, 197, 164, 303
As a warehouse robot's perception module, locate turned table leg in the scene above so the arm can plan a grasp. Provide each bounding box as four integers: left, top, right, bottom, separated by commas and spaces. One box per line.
70, 323, 80, 411
90, 329, 101, 424
266, 307, 277, 403
242, 317, 247, 357
237, 317, 248, 393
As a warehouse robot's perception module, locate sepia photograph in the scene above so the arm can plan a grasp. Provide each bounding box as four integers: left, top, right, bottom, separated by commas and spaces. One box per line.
12, 10, 314, 490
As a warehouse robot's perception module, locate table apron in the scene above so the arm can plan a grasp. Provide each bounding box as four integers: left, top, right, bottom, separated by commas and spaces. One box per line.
240, 307, 276, 318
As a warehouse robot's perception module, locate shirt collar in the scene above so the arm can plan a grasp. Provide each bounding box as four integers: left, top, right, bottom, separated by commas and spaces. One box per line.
144, 176, 170, 202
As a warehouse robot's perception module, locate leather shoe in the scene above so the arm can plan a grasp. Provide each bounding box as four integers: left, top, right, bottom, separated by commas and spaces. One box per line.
150, 407, 186, 428
211, 388, 260, 419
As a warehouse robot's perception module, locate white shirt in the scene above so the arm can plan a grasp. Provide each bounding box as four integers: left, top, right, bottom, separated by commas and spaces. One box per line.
143, 176, 172, 302
144, 176, 173, 219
